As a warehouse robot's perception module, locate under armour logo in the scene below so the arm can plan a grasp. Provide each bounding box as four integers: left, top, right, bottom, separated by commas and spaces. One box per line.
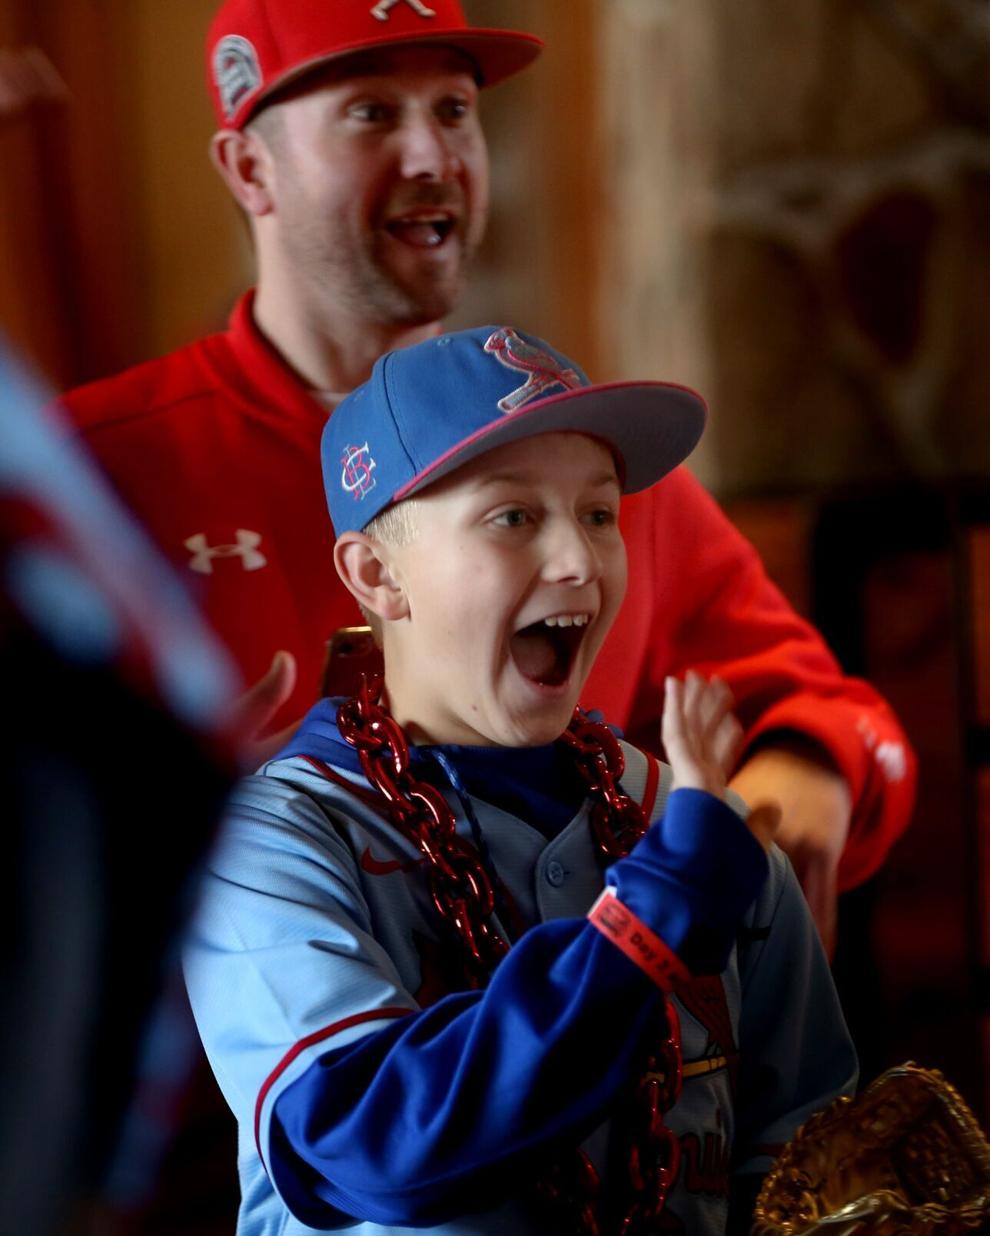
856, 716, 908, 783
484, 328, 583, 413
213, 35, 261, 121
371, 0, 436, 21
341, 443, 377, 501
184, 529, 267, 575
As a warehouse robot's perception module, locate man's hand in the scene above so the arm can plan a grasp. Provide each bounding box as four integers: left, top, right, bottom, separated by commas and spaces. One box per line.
229, 650, 302, 771
729, 738, 852, 955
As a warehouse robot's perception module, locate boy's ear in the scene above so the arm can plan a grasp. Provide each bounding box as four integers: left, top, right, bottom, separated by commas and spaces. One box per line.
210, 128, 275, 217
334, 533, 409, 622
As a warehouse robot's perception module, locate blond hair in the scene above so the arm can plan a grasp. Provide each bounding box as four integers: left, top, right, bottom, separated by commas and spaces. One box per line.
356, 500, 419, 644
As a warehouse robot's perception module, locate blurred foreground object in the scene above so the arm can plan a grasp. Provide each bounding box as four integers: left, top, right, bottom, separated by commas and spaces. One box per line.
0, 46, 67, 120
753, 1063, 990, 1236
0, 338, 237, 1234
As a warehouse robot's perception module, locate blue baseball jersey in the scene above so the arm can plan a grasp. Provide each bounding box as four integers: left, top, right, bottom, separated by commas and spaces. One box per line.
183, 701, 857, 1235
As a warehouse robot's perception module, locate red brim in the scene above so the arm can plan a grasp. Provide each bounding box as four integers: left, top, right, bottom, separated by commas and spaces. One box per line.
236, 27, 543, 127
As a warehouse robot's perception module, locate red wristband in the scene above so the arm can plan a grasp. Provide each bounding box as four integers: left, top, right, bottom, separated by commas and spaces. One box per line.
587, 887, 691, 992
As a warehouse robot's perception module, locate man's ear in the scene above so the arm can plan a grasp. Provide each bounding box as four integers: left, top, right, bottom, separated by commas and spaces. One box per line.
209, 128, 275, 216
334, 534, 409, 623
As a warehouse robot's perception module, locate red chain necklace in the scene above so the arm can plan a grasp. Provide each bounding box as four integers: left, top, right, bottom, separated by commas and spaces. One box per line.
334, 676, 683, 1234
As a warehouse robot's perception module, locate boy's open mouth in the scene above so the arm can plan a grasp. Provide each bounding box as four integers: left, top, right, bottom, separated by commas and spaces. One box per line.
509, 614, 590, 687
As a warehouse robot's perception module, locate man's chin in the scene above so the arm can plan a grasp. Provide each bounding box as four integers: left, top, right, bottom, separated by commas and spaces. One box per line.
379, 275, 465, 327
369, 243, 473, 325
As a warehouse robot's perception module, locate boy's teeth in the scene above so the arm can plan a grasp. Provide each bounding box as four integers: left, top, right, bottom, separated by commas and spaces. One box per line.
542, 614, 588, 628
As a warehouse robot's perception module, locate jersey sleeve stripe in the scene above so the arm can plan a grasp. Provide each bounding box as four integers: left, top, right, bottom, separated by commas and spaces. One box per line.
254, 1005, 414, 1167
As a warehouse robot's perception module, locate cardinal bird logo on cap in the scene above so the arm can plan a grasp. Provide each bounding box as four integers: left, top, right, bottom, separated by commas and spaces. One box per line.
371, 0, 437, 20
484, 327, 582, 413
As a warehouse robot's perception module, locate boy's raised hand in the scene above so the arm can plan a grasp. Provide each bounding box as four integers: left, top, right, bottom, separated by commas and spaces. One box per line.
662, 671, 780, 850
662, 671, 740, 795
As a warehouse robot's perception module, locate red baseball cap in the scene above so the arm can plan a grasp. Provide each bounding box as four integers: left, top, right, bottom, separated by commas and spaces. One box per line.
207, 0, 544, 130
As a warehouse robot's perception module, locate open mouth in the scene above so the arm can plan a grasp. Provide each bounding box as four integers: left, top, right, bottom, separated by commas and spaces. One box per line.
384, 215, 456, 248
509, 614, 591, 688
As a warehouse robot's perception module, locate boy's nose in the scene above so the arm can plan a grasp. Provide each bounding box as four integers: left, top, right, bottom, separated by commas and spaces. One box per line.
541, 521, 603, 586
398, 116, 459, 181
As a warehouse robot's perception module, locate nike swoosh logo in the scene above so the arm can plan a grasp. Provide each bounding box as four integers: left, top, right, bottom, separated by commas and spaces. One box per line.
360, 847, 423, 876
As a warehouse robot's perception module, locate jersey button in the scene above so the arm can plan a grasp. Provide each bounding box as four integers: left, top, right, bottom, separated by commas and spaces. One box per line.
546, 860, 566, 888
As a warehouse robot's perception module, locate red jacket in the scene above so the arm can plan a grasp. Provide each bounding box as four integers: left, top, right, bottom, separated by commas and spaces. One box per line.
59, 292, 916, 890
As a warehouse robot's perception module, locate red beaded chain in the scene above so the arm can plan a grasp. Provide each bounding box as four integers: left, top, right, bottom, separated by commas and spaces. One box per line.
334, 676, 684, 1233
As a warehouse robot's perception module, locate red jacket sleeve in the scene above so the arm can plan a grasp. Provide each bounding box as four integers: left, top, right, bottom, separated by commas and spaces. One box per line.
585, 467, 916, 891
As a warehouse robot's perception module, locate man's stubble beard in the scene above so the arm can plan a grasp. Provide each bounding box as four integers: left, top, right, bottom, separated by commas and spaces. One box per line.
286, 212, 480, 329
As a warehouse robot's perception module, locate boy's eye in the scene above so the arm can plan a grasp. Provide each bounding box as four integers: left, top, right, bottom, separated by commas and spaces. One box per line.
585, 507, 618, 528
491, 509, 531, 528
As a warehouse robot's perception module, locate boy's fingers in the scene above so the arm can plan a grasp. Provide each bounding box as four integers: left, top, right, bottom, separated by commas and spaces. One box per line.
682, 669, 705, 730
712, 713, 743, 777
698, 676, 733, 738
661, 674, 683, 748
662, 675, 699, 775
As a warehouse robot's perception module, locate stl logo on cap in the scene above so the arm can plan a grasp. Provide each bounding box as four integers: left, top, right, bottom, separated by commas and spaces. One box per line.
341, 443, 377, 501
371, 0, 437, 19
214, 35, 262, 122
484, 328, 582, 413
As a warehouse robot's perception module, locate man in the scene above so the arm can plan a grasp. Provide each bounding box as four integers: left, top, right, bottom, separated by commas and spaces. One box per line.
58, 0, 915, 952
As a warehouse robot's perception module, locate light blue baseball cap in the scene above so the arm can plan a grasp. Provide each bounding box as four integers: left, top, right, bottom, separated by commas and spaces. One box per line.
322, 325, 706, 535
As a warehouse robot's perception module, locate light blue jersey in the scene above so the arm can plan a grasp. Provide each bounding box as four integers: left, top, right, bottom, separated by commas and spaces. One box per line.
184, 705, 856, 1235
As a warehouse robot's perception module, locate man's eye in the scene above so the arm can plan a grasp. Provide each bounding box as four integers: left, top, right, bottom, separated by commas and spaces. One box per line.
438, 97, 471, 122
349, 102, 390, 123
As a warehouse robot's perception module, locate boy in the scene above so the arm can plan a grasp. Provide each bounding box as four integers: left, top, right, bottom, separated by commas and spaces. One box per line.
184, 326, 857, 1236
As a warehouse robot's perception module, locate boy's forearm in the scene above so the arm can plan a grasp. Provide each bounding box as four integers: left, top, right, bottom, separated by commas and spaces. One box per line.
266, 919, 666, 1227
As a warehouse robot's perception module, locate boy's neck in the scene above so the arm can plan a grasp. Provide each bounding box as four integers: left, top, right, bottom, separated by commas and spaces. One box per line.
377, 676, 564, 751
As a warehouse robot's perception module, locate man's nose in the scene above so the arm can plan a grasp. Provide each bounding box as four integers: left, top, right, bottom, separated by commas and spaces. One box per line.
397, 115, 458, 181
542, 520, 603, 585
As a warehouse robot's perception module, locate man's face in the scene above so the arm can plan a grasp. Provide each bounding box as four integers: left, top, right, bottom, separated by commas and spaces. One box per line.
382, 433, 628, 748
256, 46, 489, 326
